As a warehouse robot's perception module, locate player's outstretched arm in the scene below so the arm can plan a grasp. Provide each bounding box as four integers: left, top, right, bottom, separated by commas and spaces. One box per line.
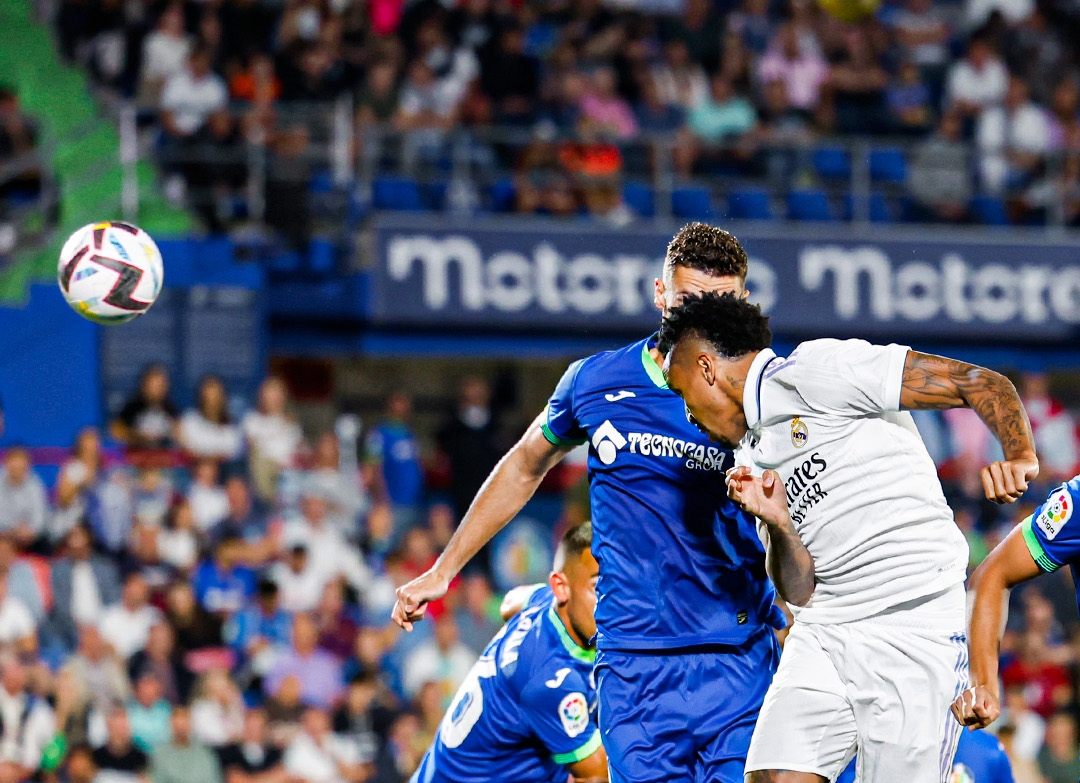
898, 352, 1038, 504
392, 411, 572, 631
951, 523, 1041, 729
727, 467, 815, 606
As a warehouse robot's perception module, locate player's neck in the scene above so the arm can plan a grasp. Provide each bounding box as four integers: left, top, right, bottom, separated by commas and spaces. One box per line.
648, 345, 664, 372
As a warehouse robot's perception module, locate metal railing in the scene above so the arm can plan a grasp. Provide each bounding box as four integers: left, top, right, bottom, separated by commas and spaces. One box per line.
109, 97, 1080, 241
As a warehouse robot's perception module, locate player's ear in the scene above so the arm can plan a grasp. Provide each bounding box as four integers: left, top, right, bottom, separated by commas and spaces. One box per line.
549, 571, 571, 605
653, 277, 665, 312
740, 286, 750, 300
698, 354, 716, 386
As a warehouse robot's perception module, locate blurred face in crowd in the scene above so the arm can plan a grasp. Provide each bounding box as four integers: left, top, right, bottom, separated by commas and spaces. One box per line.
194, 459, 218, 487
710, 74, 734, 103
434, 617, 459, 653
171, 706, 192, 744
136, 674, 163, 707
1045, 713, 1078, 757
368, 62, 397, 96
318, 580, 345, 617
1005, 76, 1029, 111
276, 675, 303, 706
123, 575, 149, 610
168, 581, 198, 617
226, 477, 251, 516
459, 377, 490, 409
288, 546, 308, 574
75, 427, 101, 463
65, 747, 98, 783
346, 677, 377, 715
67, 525, 92, 560
590, 68, 617, 99
199, 378, 228, 421
79, 625, 107, 660
106, 707, 133, 747
461, 573, 491, 613
243, 708, 268, 743
259, 377, 288, 415
293, 614, 319, 655
314, 433, 339, 469
1020, 372, 1050, 400
779, 24, 800, 60
0, 536, 16, 570
159, 3, 184, 35
302, 707, 331, 738
968, 40, 991, 69
301, 494, 327, 527
147, 622, 175, 659
142, 368, 169, 404
4, 449, 29, 486
189, 50, 213, 80
1, 659, 25, 696
386, 392, 412, 421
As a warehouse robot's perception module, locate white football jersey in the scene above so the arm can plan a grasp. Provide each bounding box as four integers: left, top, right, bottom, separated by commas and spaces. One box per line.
736, 338, 969, 624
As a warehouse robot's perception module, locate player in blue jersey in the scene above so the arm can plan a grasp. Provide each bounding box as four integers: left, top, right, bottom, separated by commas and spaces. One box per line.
836, 729, 1015, 783
411, 522, 607, 783
393, 223, 784, 783
953, 475, 1080, 730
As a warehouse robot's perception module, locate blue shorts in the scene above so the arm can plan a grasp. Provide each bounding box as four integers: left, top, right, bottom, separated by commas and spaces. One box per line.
595, 629, 780, 783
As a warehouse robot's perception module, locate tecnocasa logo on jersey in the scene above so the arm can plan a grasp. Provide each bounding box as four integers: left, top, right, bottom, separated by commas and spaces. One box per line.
592, 420, 728, 472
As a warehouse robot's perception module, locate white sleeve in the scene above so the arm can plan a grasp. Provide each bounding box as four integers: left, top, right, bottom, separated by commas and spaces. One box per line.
791, 339, 910, 416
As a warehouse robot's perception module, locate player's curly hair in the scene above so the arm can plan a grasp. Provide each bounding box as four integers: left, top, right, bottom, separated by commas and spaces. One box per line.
658, 291, 772, 359
664, 223, 749, 282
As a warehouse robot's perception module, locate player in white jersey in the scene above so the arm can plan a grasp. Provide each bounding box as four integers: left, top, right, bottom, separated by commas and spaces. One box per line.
658, 291, 1038, 783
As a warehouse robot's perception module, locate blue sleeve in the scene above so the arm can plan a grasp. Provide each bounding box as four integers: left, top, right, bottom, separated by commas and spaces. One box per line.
542, 360, 588, 447
192, 563, 211, 605
519, 668, 601, 765
1021, 481, 1080, 573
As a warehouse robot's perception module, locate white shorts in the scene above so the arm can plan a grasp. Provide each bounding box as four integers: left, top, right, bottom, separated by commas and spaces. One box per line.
745, 586, 968, 783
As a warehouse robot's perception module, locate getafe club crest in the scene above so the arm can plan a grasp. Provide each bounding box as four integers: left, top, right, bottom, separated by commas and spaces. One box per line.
790, 417, 809, 449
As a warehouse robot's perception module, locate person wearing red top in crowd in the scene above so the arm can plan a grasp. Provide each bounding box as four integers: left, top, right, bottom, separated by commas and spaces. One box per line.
1001, 629, 1073, 718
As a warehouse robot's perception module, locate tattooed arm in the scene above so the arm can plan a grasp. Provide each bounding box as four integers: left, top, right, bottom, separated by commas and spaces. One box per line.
899, 351, 1038, 504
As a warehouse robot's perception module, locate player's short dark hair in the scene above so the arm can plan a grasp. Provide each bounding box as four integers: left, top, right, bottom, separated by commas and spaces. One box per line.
554, 521, 593, 572
658, 291, 772, 359
664, 223, 749, 282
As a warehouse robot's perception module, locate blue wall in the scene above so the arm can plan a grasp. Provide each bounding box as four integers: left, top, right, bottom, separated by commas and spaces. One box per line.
0, 238, 265, 448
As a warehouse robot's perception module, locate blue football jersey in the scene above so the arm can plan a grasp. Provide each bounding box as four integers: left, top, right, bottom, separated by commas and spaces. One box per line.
412, 587, 600, 783
544, 336, 782, 651
1021, 475, 1080, 612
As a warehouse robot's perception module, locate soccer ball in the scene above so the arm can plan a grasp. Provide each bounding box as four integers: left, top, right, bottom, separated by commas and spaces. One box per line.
57, 221, 164, 325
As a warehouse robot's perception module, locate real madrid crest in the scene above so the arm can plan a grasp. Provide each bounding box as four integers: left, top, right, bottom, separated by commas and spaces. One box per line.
790, 417, 809, 449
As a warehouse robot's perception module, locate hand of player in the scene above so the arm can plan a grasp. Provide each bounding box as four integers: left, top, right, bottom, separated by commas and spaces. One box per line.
726, 467, 790, 527
950, 685, 1000, 729
981, 455, 1038, 504
392, 569, 451, 631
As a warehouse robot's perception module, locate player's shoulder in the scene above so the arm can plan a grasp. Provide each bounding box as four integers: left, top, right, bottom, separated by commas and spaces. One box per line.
1031, 476, 1080, 542
571, 338, 650, 382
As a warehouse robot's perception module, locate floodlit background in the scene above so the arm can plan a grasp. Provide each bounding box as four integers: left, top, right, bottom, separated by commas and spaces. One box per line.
1, 0, 1080, 779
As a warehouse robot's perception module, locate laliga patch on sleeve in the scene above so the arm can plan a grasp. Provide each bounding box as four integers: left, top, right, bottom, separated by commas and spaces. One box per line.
558, 692, 590, 738
1035, 487, 1073, 541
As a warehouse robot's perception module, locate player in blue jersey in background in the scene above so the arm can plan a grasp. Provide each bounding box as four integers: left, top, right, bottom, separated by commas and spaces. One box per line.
393, 223, 785, 783
411, 522, 607, 783
837, 729, 1015, 783
954, 474, 1080, 730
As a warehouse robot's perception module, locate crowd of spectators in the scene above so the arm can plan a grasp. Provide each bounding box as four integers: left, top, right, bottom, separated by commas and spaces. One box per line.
0, 362, 1077, 782
49, 0, 1080, 228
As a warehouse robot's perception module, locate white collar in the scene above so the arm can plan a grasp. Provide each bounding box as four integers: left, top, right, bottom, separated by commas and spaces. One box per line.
742, 349, 778, 431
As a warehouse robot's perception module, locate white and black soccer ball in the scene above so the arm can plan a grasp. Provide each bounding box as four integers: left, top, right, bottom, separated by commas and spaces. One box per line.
57, 221, 164, 325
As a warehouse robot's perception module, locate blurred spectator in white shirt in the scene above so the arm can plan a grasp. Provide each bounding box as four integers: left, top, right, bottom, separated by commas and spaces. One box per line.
945, 35, 1008, 118
0, 575, 37, 654
52, 428, 105, 545
190, 668, 245, 748
46, 525, 121, 651
282, 493, 374, 603
0, 448, 47, 550
189, 459, 230, 533
303, 434, 368, 542
243, 378, 303, 506
60, 626, 132, 724
155, 501, 199, 573
966, 0, 1033, 29
179, 377, 242, 463
284, 707, 367, 783
271, 544, 327, 614
402, 616, 474, 704
651, 40, 708, 112
139, 3, 191, 105
977, 74, 1050, 195
0, 657, 55, 781
110, 366, 180, 450
100, 574, 163, 660
0, 536, 43, 627
161, 47, 229, 139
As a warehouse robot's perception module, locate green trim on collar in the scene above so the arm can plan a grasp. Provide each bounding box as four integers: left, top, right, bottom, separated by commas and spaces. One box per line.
552, 730, 602, 765
641, 339, 668, 389
547, 605, 597, 663
1022, 515, 1060, 573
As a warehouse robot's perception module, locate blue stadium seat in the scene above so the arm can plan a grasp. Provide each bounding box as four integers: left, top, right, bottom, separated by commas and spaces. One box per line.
487, 179, 516, 213
421, 181, 448, 211
812, 146, 851, 181
727, 188, 773, 220
623, 182, 655, 217
786, 189, 833, 221
372, 176, 425, 211
307, 238, 336, 276
843, 192, 894, 223
672, 186, 713, 219
970, 195, 1009, 225
869, 148, 907, 183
